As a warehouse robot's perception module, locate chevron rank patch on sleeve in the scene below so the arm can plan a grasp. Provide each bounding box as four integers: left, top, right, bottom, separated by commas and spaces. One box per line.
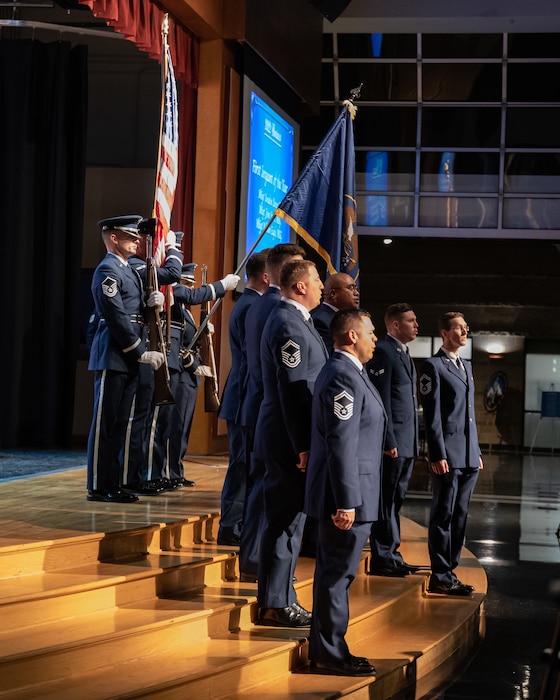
333, 390, 354, 420
420, 373, 432, 395
102, 276, 118, 298
281, 339, 302, 368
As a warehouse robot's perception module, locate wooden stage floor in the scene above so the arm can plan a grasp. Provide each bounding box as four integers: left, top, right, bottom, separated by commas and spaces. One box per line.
0, 455, 230, 549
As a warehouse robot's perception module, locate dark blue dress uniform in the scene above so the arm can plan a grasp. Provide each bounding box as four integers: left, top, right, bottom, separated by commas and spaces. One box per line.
305, 351, 386, 668
120, 249, 183, 486
367, 334, 419, 571
217, 286, 262, 544
310, 302, 337, 355
87, 243, 147, 495
150, 277, 228, 482
255, 300, 328, 610
419, 349, 481, 587
237, 285, 282, 579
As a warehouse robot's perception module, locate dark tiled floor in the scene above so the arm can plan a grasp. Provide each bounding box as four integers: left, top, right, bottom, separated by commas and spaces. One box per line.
404, 451, 560, 699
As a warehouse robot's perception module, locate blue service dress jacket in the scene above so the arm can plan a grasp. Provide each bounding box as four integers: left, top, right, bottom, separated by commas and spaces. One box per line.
88, 253, 147, 372
305, 352, 387, 522
420, 349, 481, 469
218, 287, 261, 423
239, 285, 282, 430
254, 300, 329, 465
310, 302, 336, 355
367, 334, 419, 458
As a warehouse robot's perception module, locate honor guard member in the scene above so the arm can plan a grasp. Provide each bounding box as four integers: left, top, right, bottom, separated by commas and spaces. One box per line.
151, 264, 240, 487
310, 272, 360, 354
237, 243, 305, 580
87, 215, 165, 503
366, 303, 426, 577
217, 250, 269, 546
255, 259, 328, 628
305, 309, 385, 677
120, 227, 184, 495
420, 312, 483, 596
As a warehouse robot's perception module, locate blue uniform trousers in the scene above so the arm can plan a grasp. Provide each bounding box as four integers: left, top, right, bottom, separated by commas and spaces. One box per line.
238, 429, 265, 579
370, 454, 415, 569
428, 467, 479, 585
87, 369, 138, 493
218, 419, 248, 542
309, 518, 371, 665
257, 455, 306, 608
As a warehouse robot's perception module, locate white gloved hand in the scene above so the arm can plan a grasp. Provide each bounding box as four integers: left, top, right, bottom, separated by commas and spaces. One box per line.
220, 274, 240, 291
207, 321, 215, 334
165, 230, 176, 249
147, 290, 165, 309
138, 351, 165, 370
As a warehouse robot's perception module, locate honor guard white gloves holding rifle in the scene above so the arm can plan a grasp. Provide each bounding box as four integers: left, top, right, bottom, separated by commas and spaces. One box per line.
220, 274, 241, 291
138, 351, 165, 369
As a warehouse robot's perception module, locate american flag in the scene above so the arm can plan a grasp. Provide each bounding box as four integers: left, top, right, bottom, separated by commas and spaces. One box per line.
153, 41, 178, 266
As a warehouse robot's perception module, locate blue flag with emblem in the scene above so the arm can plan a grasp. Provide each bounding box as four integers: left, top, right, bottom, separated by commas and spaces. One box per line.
274, 102, 359, 281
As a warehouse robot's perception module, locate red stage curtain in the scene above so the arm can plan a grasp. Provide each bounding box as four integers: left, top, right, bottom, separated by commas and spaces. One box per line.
78, 0, 199, 86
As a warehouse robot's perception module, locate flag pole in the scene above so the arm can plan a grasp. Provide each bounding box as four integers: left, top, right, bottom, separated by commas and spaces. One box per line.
184, 212, 277, 353
153, 14, 169, 224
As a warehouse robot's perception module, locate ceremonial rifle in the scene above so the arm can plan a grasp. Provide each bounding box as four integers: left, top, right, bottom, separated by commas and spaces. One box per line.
196, 264, 221, 412
140, 217, 174, 406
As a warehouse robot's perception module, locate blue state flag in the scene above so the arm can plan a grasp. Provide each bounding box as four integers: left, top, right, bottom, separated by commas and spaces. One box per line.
275, 104, 358, 281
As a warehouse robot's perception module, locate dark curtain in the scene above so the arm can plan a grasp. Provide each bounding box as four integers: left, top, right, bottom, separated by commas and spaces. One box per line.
0, 40, 88, 448
78, 0, 200, 256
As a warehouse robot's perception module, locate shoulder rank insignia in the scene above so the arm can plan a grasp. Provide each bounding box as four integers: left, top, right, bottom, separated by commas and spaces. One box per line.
419, 373, 432, 396
333, 390, 354, 421
281, 339, 301, 368
102, 276, 118, 298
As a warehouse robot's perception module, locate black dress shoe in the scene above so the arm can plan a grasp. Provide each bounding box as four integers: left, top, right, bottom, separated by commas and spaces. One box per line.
292, 601, 311, 617
401, 562, 430, 573
257, 604, 311, 627
87, 490, 139, 503
428, 580, 473, 596
368, 564, 409, 577
239, 573, 258, 583
169, 477, 196, 488
310, 659, 376, 676
350, 654, 372, 666
150, 478, 178, 491
122, 481, 163, 496
455, 579, 475, 592
217, 536, 241, 546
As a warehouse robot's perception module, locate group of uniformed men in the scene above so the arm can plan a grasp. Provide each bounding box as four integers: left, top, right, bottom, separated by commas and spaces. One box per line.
87, 220, 482, 677
86, 215, 239, 504
217, 244, 482, 677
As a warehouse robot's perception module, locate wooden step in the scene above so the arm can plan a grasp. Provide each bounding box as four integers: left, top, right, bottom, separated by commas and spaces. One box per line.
0, 461, 487, 699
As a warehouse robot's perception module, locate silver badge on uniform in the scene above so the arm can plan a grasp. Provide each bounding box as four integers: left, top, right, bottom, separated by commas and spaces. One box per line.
281, 340, 301, 368
333, 390, 354, 421
420, 373, 432, 396
102, 276, 118, 298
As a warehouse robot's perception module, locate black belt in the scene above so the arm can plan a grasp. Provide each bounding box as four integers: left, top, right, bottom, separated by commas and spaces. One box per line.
100, 314, 144, 325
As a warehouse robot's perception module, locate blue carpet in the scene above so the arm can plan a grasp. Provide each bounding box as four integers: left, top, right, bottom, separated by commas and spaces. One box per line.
0, 450, 87, 482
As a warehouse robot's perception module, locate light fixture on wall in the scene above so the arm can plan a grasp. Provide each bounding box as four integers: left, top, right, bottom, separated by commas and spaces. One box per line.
382, 238, 393, 245
472, 332, 525, 358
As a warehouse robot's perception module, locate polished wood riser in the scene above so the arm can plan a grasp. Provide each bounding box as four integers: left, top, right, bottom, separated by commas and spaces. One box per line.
0, 463, 487, 699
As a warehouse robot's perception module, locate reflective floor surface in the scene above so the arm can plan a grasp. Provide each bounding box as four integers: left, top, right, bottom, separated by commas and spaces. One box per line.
405, 451, 560, 699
